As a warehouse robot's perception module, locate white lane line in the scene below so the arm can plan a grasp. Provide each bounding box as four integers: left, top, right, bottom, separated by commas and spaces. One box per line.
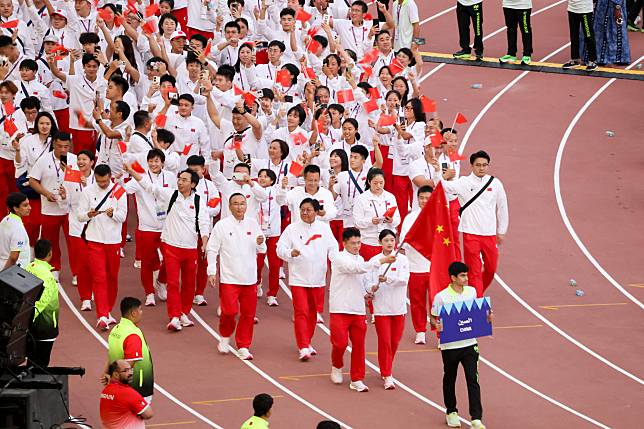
190, 309, 353, 429
420, 5, 456, 25
58, 285, 224, 429
418, 0, 566, 84
456, 48, 644, 386
277, 280, 472, 427
553, 55, 644, 311
407, 299, 610, 428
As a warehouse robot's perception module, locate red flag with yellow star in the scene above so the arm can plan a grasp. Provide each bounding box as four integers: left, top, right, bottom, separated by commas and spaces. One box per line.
403, 181, 458, 303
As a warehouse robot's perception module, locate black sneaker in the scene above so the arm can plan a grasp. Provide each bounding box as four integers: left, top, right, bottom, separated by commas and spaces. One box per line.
562, 60, 580, 69
453, 50, 471, 59
586, 62, 598, 71
475, 53, 484, 61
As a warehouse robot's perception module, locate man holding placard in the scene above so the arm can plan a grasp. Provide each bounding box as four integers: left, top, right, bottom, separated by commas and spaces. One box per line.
430, 261, 492, 429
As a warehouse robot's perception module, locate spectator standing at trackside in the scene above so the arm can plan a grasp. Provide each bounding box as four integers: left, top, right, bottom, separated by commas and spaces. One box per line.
499, 0, 533, 65
430, 262, 492, 429
0, 192, 31, 269
593, 0, 631, 66
453, 0, 485, 61
563, 0, 599, 71
25, 239, 59, 368
392, 0, 421, 51
100, 359, 153, 429
441, 151, 508, 298
105, 297, 154, 403
328, 227, 396, 392
240, 393, 273, 429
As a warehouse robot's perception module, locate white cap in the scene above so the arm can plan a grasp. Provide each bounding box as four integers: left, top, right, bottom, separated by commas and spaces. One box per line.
170, 30, 187, 40
51, 9, 68, 20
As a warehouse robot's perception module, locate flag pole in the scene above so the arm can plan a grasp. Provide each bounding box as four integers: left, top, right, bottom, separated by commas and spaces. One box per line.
450, 114, 458, 132
371, 244, 405, 296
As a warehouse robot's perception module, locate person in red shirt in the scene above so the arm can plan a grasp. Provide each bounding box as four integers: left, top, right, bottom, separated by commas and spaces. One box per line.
100, 359, 153, 429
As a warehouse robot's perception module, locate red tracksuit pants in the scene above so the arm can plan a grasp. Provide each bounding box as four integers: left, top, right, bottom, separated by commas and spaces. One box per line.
162, 244, 197, 319
463, 233, 498, 297
330, 313, 367, 382
40, 214, 70, 271
68, 236, 92, 301
0, 158, 16, 218
87, 242, 120, 318
449, 199, 462, 261
329, 219, 344, 249
195, 237, 208, 296
392, 174, 412, 222
374, 315, 405, 377
291, 286, 323, 349
70, 129, 98, 156
359, 244, 381, 314
219, 283, 258, 349
408, 272, 430, 333
256, 236, 281, 297
136, 230, 166, 295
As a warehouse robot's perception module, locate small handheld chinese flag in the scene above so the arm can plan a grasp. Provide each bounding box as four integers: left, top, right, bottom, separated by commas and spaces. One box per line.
111, 184, 126, 200
76, 111, 87, 128
114, 14, 123, 26
420, 96, 436, 113
306, 38, 321, 54
291, 132, 307, 146
242, 91, 257, 107
64, 168, 82, 183
359, 48, 379, 65
0, 19, 19, 29
3, 119, 17, 136
448, 150, 465, 162
142, 19, 156, 35
295, 8, 312, 22
145, 3, 159, 17
336, 89, 354, 104
302, 66, 316, 80
203, 40, 212, 57
53, 90, 67, 99
307, 26, 319, 38
154, 114, 167, 128
130, 160, 146, 173
368, 87, 380, 100
455, 112, 467, 124
276, 69, 292, 87
383, 206, 397, 218
377, 114, 396, 127
98, 8, 114, 22
51, 44, 68, 54
388, 58, 405, 75
289, 161, 304, 177
364, 13, 373, 20
207, 197, 221, 208
430, 132, 443, 148
359, 65, 373, 81
233, 85, 245, 96
363, 98, 378, 113
3, 101, 15, 115
117, 141, 127, 153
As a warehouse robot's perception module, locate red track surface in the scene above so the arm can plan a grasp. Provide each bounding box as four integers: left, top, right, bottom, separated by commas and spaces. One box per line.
50, 1, 644, 427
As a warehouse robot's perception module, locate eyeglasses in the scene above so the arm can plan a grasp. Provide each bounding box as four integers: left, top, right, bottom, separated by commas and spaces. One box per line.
118, 367, 134, 373
403, 106, 413, 110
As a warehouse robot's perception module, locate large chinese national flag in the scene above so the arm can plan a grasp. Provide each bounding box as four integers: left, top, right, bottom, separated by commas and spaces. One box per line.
403, 181, 458, 304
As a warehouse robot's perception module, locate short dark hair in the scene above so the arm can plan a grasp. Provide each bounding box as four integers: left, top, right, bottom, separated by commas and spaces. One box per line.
317, 421, 342, 429
417, 185, 433, 196
79, 32, 100, 45
120, 297, 142, 317
81, 53, 100, 66
252, 393, 273, 417
216, 64, 236, 82
233, 162, 250, 173
378, 228, 396, 241
179, 169, 200, 185
258, 168, 277, 185
366, 168, 385, 188
299, 197, 320, 211
280, 7, 295, 18
147, 148, 165, 163
303, 164, 320, 177
6, 192, 27, 213
78, 150, 95, 162
189, 34, 207, 48
53, 131, 71, 143
34, 239, 52, 259
133, 110, 150, 128
0, 35, 14, 49
470, 150, 490, 165
187, 155, 206, 167
19, 59, 38, 71
20, 96, 41, 112
178, 93, 195, 105
448, 261, 468, 278
229, 192, 245, 203
94, 164, 112, 177
224, 21, 241, 32
349, 144, 368, 161
155, 128, 175, 145
114, 100, 131, 121
109, 75, 129, 95
352, 0, 368, 13
268, 40, 285, 52
342, 227, 361, 242
107, 360, 120, 376
270, 139, 289, 160
287, 105, 306, 125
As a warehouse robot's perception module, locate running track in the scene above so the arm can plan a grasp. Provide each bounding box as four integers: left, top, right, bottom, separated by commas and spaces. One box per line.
52, 2, 644, 427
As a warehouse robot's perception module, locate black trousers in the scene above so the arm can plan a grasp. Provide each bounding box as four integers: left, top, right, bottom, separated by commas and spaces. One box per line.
568, 11, 597, 62
503, 8, 533, 56
441, 344, 483, 420
627, 0, 643, 26
456, 2, 484, 55
26, 337, 55, 368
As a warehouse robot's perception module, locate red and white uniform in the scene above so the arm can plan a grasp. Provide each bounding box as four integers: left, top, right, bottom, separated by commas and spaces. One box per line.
65, 74, 107, 154
100, 382, 149, 429
207, 216, 266, 349
441, 173, 509, 296
277, 219, 338, 349
332, 19, 373, 59
194, 176, 220, 297
328, 250, 381, 381
165, 113, 209, 170
95, 121, 129, 177
352, 189, 400, 260
368, 252, 409, 377
210, 168, 268, 218
77, 182, 128, 318
332, 166, 369, 228
391, 121, 425, 221
286, 186, 337, 223
256, 184, 286, 298
215, 118, 264, 178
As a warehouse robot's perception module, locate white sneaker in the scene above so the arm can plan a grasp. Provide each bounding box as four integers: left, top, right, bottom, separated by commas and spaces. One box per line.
279, 267, 285, 279
349, 380, 369, 392
254, 317, 259, 324
80, 300, 92, 311
71, 275, 77, 286
266, 296, 279, 307
145, 294, 156, 307
256, 286, 264, 298
330, 367, 343, 384
471, 420, 486, 429
370, 314, 375, 324
193, 295, 208, 306
216, 305, 222, 317
383, 376, 395, 390
317, 313, 324, 324
298, 348, 311, 361
167, 317, 182, 331
238, 348, 253, 360
155, 281, 167, 301
133, 259, 141, 269
217, 337, 230, 354
107, 314, 117, 325
96, 316, 109, 331
414, 332, 426, 345
309, 345, 317, 356
125, 233, 132, 242
446, 412, 461, 428
119, 248, 125, 258
179, 313, 194, 327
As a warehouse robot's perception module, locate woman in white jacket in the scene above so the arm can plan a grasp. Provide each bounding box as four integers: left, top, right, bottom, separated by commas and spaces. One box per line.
367, 229, 410, 390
